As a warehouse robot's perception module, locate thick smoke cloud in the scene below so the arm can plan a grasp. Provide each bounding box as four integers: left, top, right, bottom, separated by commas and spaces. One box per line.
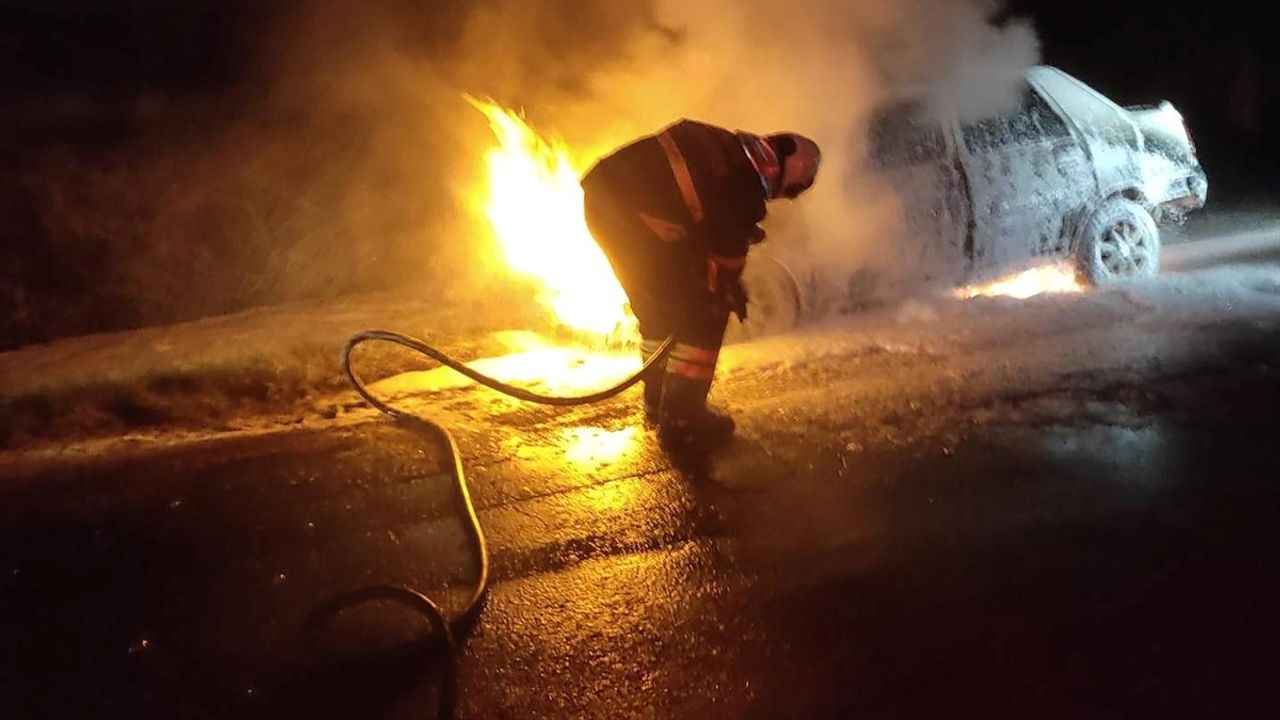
6, 0, 1038, 347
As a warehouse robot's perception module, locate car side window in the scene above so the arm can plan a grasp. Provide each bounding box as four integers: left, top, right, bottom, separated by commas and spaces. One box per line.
1027, 88, 1070, 140
962, 86, 1071, 153
869, 100, 948, 168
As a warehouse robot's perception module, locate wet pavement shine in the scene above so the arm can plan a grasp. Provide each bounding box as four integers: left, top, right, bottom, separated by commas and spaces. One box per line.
3, 293, 1279, 718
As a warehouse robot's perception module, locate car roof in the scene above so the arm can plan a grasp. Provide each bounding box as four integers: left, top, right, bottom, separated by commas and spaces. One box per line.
876, 65, 1122, 120
881, 65, 1054, 101
1026, 65, 1071, 86
1027, 65, 1125, 119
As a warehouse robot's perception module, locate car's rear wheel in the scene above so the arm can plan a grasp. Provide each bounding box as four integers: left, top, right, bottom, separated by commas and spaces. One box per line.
1075, 197, 1161, 286
724, 253, 803, 344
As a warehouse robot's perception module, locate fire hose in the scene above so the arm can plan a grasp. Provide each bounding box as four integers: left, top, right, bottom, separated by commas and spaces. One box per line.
144, 260, 798, 716
321, 329, 676, 718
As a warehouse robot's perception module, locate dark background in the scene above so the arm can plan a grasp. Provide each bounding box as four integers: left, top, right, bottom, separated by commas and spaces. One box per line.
1000, 0, 1279, 193
2, 0, 1276, 351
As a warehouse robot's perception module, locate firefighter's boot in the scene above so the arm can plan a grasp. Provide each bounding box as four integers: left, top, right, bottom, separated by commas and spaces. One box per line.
657, 374, 736, 452
642, 375, 663, 425
640, 338, 666, 424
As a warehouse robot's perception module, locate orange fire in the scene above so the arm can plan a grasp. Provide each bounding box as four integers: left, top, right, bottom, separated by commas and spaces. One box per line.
467, 97, 635, 341
956, 262, 1084, 300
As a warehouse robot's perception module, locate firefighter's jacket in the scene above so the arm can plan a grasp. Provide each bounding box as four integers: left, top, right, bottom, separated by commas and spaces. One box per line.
581, 119, 768, 267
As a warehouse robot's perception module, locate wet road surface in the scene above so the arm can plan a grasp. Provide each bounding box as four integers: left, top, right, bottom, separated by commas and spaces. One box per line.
3, 251, 1279, 718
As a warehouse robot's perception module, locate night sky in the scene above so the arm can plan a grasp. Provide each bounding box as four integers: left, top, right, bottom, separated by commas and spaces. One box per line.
1002, 0, 1279, 189
4, 0, 1275, 171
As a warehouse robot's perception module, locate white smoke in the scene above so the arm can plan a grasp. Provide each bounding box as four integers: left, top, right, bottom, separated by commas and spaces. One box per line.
449, 0, 1041, 309
15, 0, 1040, 346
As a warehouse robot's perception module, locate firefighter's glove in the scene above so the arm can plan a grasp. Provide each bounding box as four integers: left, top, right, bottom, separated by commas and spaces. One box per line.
724, 279, 749, 322
707, 256, 749, 322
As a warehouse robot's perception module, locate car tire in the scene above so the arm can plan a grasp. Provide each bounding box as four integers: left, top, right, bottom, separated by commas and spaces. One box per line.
1075, 197, 1161, 286
724, 254, 803, 344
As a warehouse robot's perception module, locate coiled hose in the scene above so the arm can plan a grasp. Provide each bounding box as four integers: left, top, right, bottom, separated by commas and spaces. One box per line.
324, 329, 675, 718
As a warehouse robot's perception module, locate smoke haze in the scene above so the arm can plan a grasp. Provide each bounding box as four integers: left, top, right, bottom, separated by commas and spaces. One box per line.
3, 0, 1039, 348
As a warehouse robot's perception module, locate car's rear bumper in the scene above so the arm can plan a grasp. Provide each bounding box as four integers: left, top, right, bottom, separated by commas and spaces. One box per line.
1186, 166, 1208, 207
1156, 167, 1208, 223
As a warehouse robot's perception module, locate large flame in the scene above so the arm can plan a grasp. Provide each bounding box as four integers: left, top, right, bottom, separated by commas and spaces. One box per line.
956, 262, 1084, 300
468, 97, 633, 340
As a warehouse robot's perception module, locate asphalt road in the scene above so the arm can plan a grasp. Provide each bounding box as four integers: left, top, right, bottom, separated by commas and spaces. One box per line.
2, 223, 1278, 719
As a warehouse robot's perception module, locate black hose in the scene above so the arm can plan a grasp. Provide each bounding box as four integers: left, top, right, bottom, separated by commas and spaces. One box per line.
326, 329, 674, 718
341, 330, 674, 411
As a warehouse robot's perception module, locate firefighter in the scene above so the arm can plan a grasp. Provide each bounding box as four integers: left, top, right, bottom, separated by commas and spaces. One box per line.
581, 119, 821, 452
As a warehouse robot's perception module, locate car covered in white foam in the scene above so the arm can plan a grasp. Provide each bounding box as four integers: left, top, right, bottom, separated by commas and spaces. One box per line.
867, 65, 1207, 286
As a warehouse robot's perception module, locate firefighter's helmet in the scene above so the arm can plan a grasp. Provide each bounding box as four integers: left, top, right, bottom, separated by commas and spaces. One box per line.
765, 133, 821, 199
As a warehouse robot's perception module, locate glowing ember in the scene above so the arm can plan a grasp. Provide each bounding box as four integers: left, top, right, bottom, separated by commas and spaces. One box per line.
956, 263, 1084, 300
467, 97, 634, 339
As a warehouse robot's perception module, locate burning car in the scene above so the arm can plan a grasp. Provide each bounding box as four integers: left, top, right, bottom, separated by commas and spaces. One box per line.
867, 64, 1207, 287
730, 65, 1208, 341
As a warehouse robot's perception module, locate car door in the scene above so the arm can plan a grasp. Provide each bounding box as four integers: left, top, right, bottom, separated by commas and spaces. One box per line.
957, 84, 1097, 271
867, 99, 970, 271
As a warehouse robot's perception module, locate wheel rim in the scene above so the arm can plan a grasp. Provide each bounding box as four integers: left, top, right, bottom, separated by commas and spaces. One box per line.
1096, 218, 1153, 278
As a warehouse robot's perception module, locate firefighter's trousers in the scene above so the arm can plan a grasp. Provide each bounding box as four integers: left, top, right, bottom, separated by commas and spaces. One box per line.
583, 190, 730, 417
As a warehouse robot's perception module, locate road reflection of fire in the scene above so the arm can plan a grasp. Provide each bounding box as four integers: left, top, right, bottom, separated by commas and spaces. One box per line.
468, 97, 635, 342
956, 262, 1083, 299
564, 426, 641, 468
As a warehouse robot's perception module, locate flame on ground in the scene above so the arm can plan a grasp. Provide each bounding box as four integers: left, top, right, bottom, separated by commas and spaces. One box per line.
956, 263, 1084, 300
371, 331, 642, 399
467, 97, 634, 341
